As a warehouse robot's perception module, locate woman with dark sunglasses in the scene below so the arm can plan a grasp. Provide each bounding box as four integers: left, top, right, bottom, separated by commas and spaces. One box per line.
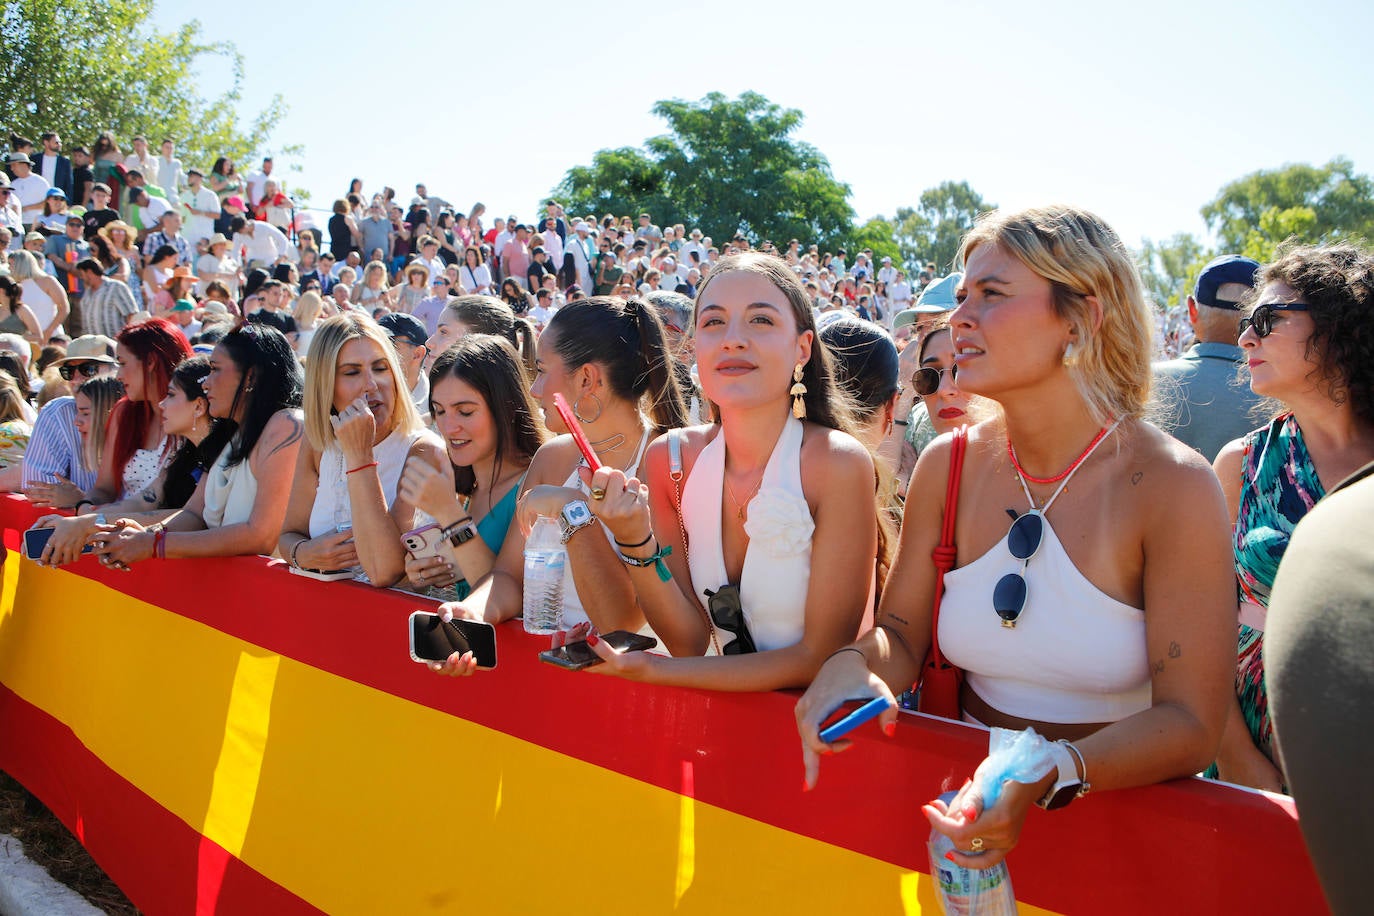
1207, 244, 1374, 792
797, 206, 1235, 873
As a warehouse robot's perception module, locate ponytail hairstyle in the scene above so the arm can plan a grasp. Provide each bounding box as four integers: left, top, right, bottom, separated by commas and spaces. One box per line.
109, 318, 193, 479
693, 252, 893, 591
441, 295, 536, 374
428, 334, 547, 498
76, 376, 125, 473
545, 295, 688, 432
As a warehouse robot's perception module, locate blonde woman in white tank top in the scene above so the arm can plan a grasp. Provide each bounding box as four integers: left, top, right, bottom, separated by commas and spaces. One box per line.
552, 253, 881, 692
797, 207, 1235, 873
431, 296, 689, 676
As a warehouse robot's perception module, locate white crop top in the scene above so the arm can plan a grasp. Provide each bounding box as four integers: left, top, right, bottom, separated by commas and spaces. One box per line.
937, 421, 1152, 724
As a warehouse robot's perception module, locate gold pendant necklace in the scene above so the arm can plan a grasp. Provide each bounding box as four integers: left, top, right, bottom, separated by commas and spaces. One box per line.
725, 473, 763, 521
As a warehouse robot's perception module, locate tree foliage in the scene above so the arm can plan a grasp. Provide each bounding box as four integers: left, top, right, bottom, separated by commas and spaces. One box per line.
0, 0, 295, 172
1202, 158, 1374, 263
1137, 233, 1210, 312
552, 92, 855, 249
888, 181, 996, 274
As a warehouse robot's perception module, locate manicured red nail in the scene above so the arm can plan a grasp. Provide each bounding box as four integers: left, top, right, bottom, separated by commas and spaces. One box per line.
882, 721, 896, 737
586, 633, 599, 646
963, 804, 978, 821
802, 780, 812, 792
944, 852, 957, 862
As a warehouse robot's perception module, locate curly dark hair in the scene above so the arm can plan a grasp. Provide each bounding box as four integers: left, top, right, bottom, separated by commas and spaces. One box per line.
1257, 243, 1374, 425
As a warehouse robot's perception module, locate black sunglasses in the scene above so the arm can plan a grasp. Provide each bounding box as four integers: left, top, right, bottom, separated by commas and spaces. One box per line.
912, 365, 957, 397
1239, 302, 1310, 338
59, 361, 106, 381
992, 510, 1044, 628
705, 585, 756, 655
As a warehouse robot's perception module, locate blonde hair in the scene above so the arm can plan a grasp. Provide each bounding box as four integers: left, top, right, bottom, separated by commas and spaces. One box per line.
6, 250, 44, 283
293, 290, 324, 328
0, 375, 25, 424
958, 206, 1153, 425
76, 375, 125, 473
302, 313, 424, 452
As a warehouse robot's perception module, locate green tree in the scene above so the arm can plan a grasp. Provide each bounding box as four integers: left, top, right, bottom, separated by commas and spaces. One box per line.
1201, 158, 1374, 262
890, 181, 996, 274
845, 217, 903, 270
552, 92, 855, 249
0, 0, 295, 176
1137, 233, 1210, 312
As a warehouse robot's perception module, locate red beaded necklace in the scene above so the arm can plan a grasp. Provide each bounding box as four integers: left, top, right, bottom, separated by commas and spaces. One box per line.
1007, 424, 1114, 485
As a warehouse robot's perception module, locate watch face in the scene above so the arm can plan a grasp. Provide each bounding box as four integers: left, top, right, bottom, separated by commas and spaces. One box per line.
563, 500, 592, 526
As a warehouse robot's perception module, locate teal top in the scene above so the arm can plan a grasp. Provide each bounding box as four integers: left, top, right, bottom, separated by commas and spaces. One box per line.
452, 481, 521, 601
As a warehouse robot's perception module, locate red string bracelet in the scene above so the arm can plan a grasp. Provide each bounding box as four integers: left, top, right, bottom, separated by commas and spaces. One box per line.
153, 527, 166, 559
346, 461, 379, 475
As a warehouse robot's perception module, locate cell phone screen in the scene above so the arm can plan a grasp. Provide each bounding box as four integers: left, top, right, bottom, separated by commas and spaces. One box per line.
409, 612, 497, 669
538, 631, 657, 671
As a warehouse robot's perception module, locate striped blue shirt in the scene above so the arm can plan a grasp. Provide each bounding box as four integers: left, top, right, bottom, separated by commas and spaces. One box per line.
20, 396, 95, 491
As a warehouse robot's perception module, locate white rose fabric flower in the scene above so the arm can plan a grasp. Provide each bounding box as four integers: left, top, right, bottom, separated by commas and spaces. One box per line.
744, 487, 814, 558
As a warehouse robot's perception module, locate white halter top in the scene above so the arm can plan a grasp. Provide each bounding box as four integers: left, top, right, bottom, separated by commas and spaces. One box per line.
939, 420, 1151, 724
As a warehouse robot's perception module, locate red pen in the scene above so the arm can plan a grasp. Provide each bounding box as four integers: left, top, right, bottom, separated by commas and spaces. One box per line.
553, 393, 602, 471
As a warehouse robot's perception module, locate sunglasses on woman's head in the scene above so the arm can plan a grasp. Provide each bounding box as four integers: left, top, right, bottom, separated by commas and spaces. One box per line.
911, 365, 957, 397
58, 361, 104, 381
993, 510, 1044, 628
1239, 302, 1310, 338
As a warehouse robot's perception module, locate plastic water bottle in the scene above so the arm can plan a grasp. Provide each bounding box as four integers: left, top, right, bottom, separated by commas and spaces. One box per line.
522, 516, 566, 634
927, 792, 1017, 915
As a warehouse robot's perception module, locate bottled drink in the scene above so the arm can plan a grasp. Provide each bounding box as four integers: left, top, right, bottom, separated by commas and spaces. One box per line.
522, 516, 566, 635
927, 792, 1017, 915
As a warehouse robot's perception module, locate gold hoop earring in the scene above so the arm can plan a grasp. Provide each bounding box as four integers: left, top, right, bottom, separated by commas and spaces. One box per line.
790, 363, 808, 420
573, 392, 603, 424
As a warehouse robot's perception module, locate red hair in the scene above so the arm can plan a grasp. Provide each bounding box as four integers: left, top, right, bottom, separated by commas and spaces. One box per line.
108, 319, 192, 482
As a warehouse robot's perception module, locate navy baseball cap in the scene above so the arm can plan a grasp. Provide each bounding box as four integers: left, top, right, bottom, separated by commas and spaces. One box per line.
378, 312, 428, 347
1194, 255, 1260, 308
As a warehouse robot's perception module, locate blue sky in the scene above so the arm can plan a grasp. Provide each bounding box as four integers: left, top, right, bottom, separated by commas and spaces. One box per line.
156, 0, 1374, 249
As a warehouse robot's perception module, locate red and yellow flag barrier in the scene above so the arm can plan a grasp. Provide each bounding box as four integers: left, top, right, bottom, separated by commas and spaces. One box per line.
0, 496, 1324, 914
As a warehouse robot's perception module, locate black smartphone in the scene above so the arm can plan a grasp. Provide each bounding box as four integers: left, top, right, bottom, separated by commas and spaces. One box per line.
22, 526, 93, 561
408, 611, 497, 670
538, 631, 658, 671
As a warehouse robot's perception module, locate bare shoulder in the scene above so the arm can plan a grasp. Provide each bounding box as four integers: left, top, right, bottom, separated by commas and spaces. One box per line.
800, 423, 873, 484
1212, 436, 1248, 482
257, 408, 305, 458
525, 435, 581, 485
1122, 420, 1227, 510
407, 428, 446, 462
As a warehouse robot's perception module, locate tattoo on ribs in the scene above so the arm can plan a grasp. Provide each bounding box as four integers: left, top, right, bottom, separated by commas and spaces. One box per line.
885, 614, 910, 626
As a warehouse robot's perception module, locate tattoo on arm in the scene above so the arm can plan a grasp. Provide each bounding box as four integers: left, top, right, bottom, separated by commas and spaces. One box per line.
1168, 641, 1182, 659
1131, 471, 1143, 486
1152, 658, 1165, 675
884, 614, 910, 626
266, 417, 304, 458
1151, 642, 1183, 677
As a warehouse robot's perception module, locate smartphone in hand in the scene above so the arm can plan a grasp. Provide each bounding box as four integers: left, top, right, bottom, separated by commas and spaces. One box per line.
22, 527, 92, 561
539, 631, 657, 670
409, 611, 497, 669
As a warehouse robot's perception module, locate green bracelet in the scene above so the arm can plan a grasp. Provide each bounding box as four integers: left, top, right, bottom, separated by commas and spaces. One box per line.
619, 543, 673, 583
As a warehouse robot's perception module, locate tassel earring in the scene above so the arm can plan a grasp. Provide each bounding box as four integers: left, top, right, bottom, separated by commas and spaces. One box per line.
790, 363, 808, 419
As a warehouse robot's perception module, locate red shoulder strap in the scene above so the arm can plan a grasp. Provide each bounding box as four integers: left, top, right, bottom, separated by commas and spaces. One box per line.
928, 426, 968, 667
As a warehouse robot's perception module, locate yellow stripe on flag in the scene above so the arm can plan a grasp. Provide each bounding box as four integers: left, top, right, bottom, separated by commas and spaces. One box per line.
0, 555, 1060, 915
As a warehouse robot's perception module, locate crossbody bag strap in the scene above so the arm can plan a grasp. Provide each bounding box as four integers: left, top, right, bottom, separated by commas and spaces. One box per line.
928, 426, 968, 668
667, 428, 720, 655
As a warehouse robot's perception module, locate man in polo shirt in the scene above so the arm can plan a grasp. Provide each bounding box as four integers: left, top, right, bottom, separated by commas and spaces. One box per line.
411, 276, 450, 336
143, 210, 191, 265
230, 215, 290, 271
1153, 254, 1262, 461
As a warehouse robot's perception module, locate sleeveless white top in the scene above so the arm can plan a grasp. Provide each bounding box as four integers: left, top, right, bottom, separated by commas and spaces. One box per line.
202, 439, 257, 529
121, 436, 174, 500
939, 421, 1151, 724
682, 415, 813, 653
558, 429, 652, 628
308, 425, 439, 538
21, 278, 61, 333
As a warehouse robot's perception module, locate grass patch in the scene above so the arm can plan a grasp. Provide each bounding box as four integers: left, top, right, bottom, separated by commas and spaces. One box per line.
0, 770, 139, 915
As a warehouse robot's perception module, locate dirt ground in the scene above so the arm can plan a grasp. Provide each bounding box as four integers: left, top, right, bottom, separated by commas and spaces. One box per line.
0, 770, 139, 915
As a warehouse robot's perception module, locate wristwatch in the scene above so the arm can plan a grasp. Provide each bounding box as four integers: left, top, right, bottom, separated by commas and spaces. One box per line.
1036, 740, 1089, 810
558, 499, 596, 543
441, 517, 478, 548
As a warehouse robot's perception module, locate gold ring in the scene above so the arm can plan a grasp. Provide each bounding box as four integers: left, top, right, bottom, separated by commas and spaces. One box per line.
590, 487, 606, 501
970, 837, 985, 851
